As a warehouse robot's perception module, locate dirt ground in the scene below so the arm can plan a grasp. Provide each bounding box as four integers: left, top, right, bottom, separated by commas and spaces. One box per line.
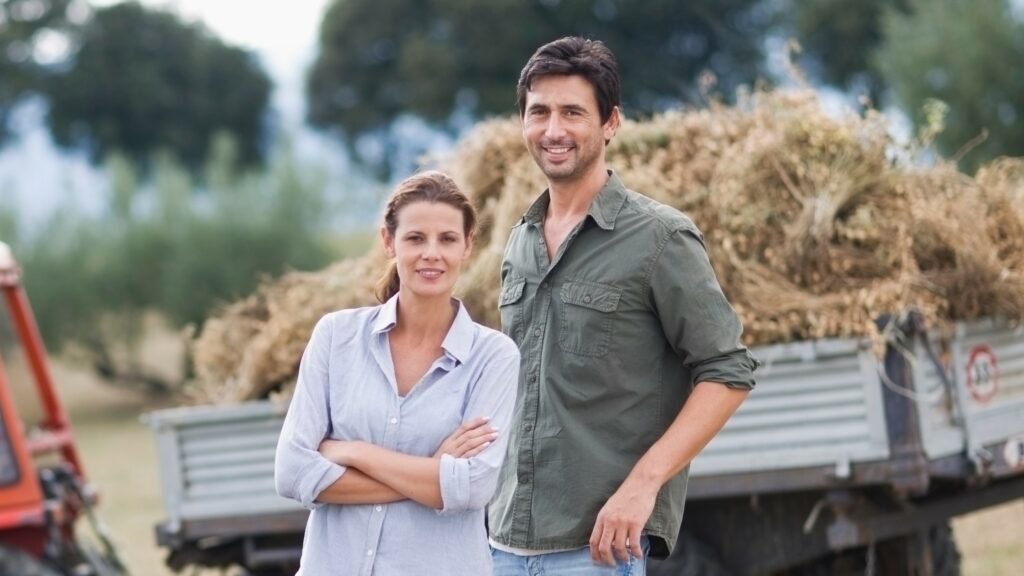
5, 353, 1022, 575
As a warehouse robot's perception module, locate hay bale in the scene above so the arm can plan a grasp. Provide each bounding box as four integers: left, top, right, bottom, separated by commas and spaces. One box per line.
190, 89, 1024, 403
189, 255, 383, 402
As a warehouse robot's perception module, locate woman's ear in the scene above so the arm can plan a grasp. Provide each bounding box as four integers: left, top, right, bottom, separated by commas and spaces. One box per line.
381, 226, 394, 258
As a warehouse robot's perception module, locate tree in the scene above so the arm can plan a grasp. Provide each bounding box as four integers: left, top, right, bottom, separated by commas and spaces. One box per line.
875, 0, 1024, 170
790, 0, 908, 94
0, 136, 340, 394
0, 0, 74, 144
306, 0, 775, 174
44, 1, 272, 168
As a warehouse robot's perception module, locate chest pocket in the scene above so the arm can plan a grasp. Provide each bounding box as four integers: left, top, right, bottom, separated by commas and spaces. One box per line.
498, 274, 526, 344
558, 280, 621, 357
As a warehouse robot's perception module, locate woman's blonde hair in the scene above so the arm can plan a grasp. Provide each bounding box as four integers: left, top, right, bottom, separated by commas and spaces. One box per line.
375, 171, 477, 303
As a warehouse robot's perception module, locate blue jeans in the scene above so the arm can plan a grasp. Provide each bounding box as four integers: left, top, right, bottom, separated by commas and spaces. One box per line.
491, 538, 649, 576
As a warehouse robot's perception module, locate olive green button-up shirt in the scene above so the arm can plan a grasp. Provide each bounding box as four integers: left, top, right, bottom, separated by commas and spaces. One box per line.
487, 172, 758, 557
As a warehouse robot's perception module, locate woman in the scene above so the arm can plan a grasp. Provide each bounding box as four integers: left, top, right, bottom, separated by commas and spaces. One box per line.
275, 171, 520, 575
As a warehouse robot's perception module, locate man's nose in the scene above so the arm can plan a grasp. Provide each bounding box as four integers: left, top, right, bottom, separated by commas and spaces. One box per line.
545, 114, 566, 138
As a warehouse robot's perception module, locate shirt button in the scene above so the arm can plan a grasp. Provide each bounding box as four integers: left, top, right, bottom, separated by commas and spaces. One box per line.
389, 417, 398, 424
366, 549, 374, 556
583, 294, 592, 304
518, 472, 529, 484
528, 375, 537, 383
524, 424, 533, 432
533, 328, 542, 337
375, 505, 383, 512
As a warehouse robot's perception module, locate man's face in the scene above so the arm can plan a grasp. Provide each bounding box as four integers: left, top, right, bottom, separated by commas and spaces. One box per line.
521, 74, 618, 185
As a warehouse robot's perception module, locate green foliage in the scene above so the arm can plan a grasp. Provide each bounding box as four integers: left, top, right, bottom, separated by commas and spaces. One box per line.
0, 0, 74, 143
0, 135, 340, 390
307, 0, 775, 173
44, 1, 271, 168
791, 0, 908, 93
875, 0, 1024, 170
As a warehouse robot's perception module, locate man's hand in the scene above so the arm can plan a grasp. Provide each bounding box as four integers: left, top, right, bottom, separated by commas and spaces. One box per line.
433, 416, 498, 459
587, 382, 749, 566
588, 479, 657, 566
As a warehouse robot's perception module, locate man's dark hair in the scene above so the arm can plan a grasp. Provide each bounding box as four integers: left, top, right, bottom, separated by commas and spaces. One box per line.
516, 36, 621, 123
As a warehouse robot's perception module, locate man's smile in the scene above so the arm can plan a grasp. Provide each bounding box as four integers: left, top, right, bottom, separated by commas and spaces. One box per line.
542, 143, 575, 156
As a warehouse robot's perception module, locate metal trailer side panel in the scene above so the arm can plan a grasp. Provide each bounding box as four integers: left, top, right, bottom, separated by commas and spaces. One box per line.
951, 320, 1024, 473
144, 401, 301, 532
912, 328, 965, 461
691, 338, 890, 479
914, 320, 1024, 473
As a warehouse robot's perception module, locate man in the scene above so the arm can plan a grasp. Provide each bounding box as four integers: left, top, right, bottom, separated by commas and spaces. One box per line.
488, 37, 758, 575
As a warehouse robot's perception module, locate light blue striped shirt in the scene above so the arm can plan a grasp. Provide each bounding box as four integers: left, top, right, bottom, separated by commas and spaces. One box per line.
275, 295, 519, 575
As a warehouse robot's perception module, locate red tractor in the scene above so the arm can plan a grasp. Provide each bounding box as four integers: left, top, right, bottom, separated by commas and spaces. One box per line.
0, 242, 127, 576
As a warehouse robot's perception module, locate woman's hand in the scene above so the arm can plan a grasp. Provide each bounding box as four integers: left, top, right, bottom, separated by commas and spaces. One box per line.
319, 439, 367, 466
318, 416, 497, 467
433, 417, 498, 459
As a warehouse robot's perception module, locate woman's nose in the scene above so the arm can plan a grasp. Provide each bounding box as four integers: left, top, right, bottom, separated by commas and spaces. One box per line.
422, 240, 440, 259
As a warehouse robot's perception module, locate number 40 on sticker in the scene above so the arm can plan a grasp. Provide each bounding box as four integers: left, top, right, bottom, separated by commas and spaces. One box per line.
965, 344, 999, 404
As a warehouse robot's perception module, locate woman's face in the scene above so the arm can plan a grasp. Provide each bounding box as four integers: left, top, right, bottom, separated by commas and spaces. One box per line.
383, 200, 472, 301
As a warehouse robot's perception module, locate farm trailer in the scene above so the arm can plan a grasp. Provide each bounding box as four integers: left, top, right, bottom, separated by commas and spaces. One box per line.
146, 315, 1024, 575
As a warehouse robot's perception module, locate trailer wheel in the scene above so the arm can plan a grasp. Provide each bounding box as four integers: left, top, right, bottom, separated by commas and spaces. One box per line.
0, 545, 63, 576
875, 522, 962, 576
925, 522, 961, 576
795, 522, 961, 576
791, 548, 864, 576
647, 532, 730, 576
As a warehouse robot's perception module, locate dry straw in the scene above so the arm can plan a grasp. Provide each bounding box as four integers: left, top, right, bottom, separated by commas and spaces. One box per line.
190, 89, 1024, 402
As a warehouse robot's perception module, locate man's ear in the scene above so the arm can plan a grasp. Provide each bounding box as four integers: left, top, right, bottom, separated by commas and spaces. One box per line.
463, 232, 475, 261
604, 106, 621, 143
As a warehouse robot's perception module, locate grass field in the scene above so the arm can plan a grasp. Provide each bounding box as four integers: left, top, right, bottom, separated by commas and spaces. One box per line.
7, 354, 1023, 575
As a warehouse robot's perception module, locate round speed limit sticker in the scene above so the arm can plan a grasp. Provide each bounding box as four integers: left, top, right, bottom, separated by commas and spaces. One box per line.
965, 344, 999, 404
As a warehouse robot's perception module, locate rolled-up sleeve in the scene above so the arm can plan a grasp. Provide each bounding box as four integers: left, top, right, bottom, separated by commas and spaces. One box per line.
437, 350, 520, 514
649, 226, 758, 390
274, 315, 347, 509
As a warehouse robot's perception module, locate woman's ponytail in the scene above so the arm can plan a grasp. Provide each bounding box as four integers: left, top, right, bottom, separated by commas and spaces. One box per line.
375, 260, 400, 303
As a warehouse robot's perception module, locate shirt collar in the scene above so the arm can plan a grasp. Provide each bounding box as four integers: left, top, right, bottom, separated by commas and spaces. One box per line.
441, 300, 474, 365
371, 294, 400, 334
520, 170, 628, 231
371, 293, 474, 366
